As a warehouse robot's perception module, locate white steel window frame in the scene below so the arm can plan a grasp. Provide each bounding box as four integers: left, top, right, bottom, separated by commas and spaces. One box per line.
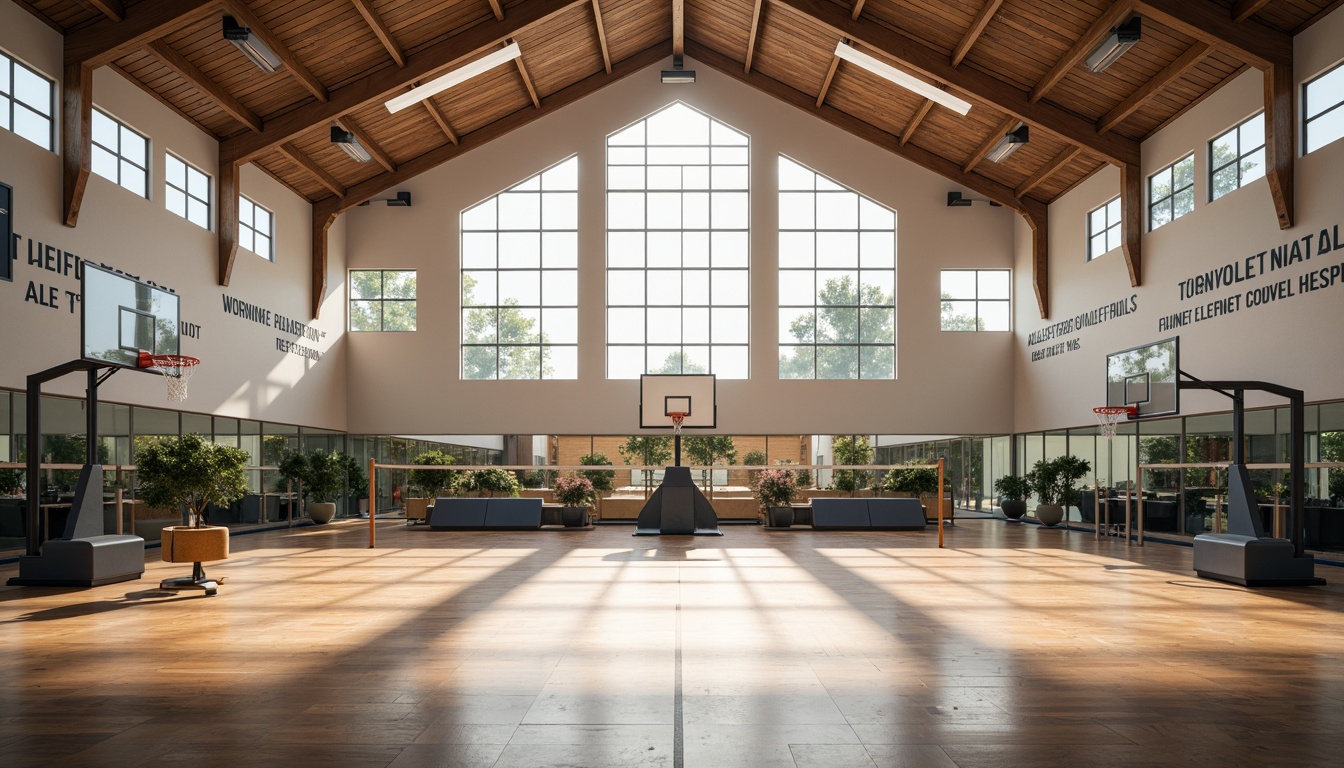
0, 48, 55, 151
91, 107, 150, 199
939, 269, 1011, 332
1303, 60, 1344, 156
1148, 153, 1194, 231
164, 152, 212, 230
1208, 112, 1265, 202
238, 195, 274, 261
349, 270, 417, 332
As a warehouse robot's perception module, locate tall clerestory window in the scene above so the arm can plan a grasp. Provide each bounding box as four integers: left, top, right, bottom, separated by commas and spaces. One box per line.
778, 156, 896, 379
606, 103, 750, 379
461, 156, 579, 379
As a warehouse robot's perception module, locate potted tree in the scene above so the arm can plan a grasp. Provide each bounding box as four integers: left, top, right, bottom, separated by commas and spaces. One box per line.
1025, 455, 1091, 526
135, 433, 248, 595
755, 467, 799, 527
278, 450, 345, 524
341, 453, 370, 517
408, 450, 457, 523
462, 467, 520, 498
579, 452, 616, 520
994, 474, 1030, 521
552, 473, 595, 527
831, 435, 873, 497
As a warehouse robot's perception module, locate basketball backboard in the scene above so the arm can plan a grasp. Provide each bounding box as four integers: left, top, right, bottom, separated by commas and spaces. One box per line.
1106, 337, 1179, 418
81, 263, 180, 369
640, 374, 716, 429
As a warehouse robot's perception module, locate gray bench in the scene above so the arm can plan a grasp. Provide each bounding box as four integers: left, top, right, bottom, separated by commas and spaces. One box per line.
429, 497, 543, 530
1193, 533, 1318, 586
810, 498, 925, 530
11, 534, 145, 587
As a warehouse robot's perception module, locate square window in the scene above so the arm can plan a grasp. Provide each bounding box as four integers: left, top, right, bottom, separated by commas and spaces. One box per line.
239, 195, 274, 260
1149, 153, 1194, 231
91, 108, 149, 198
349, 270, 417, 332
164, 153, 211, 230
940, 270, 1011, 332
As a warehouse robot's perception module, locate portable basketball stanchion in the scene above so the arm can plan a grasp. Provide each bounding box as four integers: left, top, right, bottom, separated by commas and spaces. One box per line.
1093, 406, 1136, 543
139, 351, 201, 401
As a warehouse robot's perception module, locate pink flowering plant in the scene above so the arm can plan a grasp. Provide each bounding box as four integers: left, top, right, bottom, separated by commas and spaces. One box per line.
553, 473, 596, 508
753, 468, 798, 509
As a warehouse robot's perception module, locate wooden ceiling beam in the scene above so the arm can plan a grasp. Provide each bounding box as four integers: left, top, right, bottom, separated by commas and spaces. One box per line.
899, 98, 932, 146
486, 0, 504, 21
1098, 42, 1209, 133
1132, 0, 1291, 69
311, 208, 339, 319
222, 0, 329, 102
773, 0, 1139, 167
745, 0, 764, 74
221, 0, 584, 164
80, 0, 124, 23
1025, 205, 1050, 319
423, 99, 459, 144
672, 0, 684, 56
952, 0, 1004, 68
217, 158, 239, 285
850, 0, 866, 21
1265, 61, 1294, 229
815, 52, 840, 108
1120, 163, 1143, 285
963, 115, 1020, 174
513, 41, 542, 108
62, 63, 92, 227
146, 40, 263, 133
1232, 0, 1272, 23
278, 142, 346, 198
1015, 146, 1080, 198
351, 0, 406, 68
591, 0, 612, 74
1030, 1, 1135, 104
335, 115, 396, 173
65, 0, 217, 68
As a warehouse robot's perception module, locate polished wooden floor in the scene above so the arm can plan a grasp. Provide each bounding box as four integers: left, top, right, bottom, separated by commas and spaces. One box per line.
2, 520, 1343, 768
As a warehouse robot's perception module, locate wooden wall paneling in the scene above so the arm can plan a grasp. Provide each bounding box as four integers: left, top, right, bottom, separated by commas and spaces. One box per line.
1264, 60, 1294, 230
591, 0, 612, 73
423, 98, 460, 144
962, 114, 1021, 174
145, 40, 264, 133
1120, 161, 1142, 285
1015, 145, 1080, 198
218, 158, 239, 285
80, 0, 124, 23
951, 0, 1004, 67
64, 0, 218, 68
279, 142, 347, 197
352, 0, 408, 67
745, 0, 765, 73
61, 62, 92, 227
1132, 0, 1291, 69
1097, 41, 1209, 133
221, 0, 330, 101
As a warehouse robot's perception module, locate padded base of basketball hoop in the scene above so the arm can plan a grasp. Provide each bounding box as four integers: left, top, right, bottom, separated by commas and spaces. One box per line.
633, 466, 724, 536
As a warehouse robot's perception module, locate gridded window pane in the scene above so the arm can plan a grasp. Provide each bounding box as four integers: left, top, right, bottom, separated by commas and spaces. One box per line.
940, 269, 1011, 332
348, 270, 417, 332
239, 195, 274, 260
779, 156, 895, 379
90, 108, 149, 198
164, 153, 211, 230
1210, 113, 1267, 202
607, 103, 750, 379
1149, 154, 1194, 231
461, 156, 577, 379
1085, 196, 1121, 261
1305, 62, 1344, 155
4, 53, 57, 151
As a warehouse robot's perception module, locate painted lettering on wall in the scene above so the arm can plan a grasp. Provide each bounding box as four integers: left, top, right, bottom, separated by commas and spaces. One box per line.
1162, 222, 1344, 332
4, 231, 180, 317
1026, 294, 1138, 362
221, 292, 327, 361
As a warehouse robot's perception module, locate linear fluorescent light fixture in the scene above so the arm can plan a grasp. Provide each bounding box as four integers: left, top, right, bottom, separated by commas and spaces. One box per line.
357, 191, 413, 207
385, 42, 522, 114
222, 15, 283, 73
331, 126, 372, 163
1085, 16, 1141, 73
947, 191, 1001, 207
661, 54, 696, 84
986, 123, 1029, 164
834, 41, 971, 116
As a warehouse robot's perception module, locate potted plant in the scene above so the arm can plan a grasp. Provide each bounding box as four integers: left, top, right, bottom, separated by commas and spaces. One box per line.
994, 474, 1030, 521
552, 473, 595, 527
755, 467, 799, 527
278, 450, 345, 524
408, 450, 458, 522
579, 452, 616, 519
1025, 455, 1091, 526
462, 467, 521, 498
743, 449, 767, 488
341, 453, 370, 517
884, 464, 938, 497
135, 432, 248, 595
0, 466, 24, 496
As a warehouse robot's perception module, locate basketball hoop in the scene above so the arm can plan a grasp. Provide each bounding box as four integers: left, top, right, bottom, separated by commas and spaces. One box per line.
139, 352, 201, 402
669, 412, 687, 436
1093, 406, 1136, 440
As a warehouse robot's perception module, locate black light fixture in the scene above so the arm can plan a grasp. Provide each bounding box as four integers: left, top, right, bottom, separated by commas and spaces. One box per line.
947, 191, 1001, 207
661, 54, 696, 84
1086, 16, 1141, 73
330, 126, 372, 163
223, 15, 283, 73
986, 123, 1029, 164
358, 191, 413, 207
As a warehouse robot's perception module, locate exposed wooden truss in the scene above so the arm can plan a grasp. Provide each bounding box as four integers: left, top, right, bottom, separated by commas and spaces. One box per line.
335, 115, 396, 173
221, 0, 329, 102
351, 0, 406, 68
1097, 42, 1210, 133
952, 0, 1004, 68
145, 40, 262, 133
423, 100, 459, 145
899, 99, 932, 147
1016, 147, 1081, 198
744, 0, 764, 74
486, 0, 504, 22
672, 0, 684, 55
962, 115, 1020, 175
279, 143, 346, 199
513, 43, 542, 108
217, 158, 239, 285
80, 0, 124, 23
591, 0, 611, 74
1233, 0, 1273, 21
1031, 1, 1134, 104
1264, 61, 1295, 229
1120, 162, 1143, 285
64, 0, 216, 68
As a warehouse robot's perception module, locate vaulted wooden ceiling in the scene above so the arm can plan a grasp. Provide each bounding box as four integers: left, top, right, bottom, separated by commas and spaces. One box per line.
28, 0, 1339, 319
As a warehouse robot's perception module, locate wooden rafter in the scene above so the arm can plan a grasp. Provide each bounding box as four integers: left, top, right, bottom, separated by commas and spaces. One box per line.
311, 208, 339, 319
80, 0, 124, 22
423, 99, 459, 145
899, 98, 932, 146
222, 0, 329, 102
1030, 1, 1135, 104
963, 115, 1020, 174
1098, 42, 1209, 133
1265, 61, 1294, 229
65, 0, 217, 68
1232, 0, 1272, 22
335, 115, 396, 173
672, 0, 684, 56
1133, 0, 1291, 69
745, 0, 764, 74
146, 40, 263, 133
218, 159, 239, 285
221, 0, 584, 165
1120, 162, 1142, 285
851, 0, 866, 21
487, 0, 504, 21
351, 0, 406, 68
279, 143, 346, 198
1024, 205, 1050, 319
61, 63, 92, 228
816, 52, 840, 108
773, 0, 1139, 166
513, 41, 542, 108
1015, 146, 1080, 198
952, 0, 1004, 68
591, 0, 611, 74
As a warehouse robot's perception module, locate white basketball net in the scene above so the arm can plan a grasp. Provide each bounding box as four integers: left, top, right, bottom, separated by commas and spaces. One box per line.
670, 413, 687, 436
150, 358, 199, 402
1093, 407, 1132, 440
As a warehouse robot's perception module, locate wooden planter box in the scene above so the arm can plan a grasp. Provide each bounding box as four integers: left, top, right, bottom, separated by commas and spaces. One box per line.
161, 525, 229, 563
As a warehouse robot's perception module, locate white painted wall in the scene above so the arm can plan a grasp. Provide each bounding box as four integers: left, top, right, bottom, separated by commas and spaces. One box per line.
1014, 8, 1344, 433
0, 1, 347, 430
343, 57, 1017, 436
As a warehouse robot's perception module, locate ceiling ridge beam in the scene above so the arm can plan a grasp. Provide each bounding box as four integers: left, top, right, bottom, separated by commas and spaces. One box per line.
82, 0, 125, 22
316, 40, 671, 216
1098, 41, 1209, 133
673, 0, 684, 56
1030, 1, 1135, 104
222, 0, 329, 102
1133, 0, 1290, 69
146, 39, 262, 133
487, 0, 504, 21
951, 0, 1004, 68
423, 99, 459, 144
1016, 146, 1080, 198
335, 115, 396, 173
65, 0, 218, 68
1232, 0, 1272, 23
963, 115, 1020, 174
513, 41, 542, 108
591, 0, 612, 74
278, 142, 346, 198
221, 0, 585, 165
745, 0, 764, 74
899, 98, 932, 146
352, 0, 406, 68
773, 0, 1139, 167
